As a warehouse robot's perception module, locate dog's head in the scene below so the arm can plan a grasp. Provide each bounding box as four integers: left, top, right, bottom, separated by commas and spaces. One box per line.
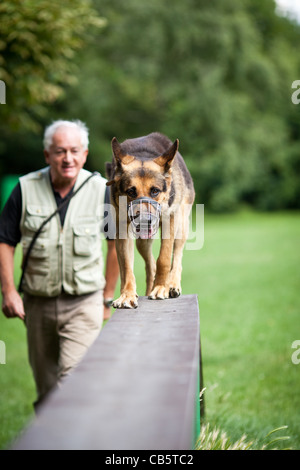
107, 136, 178, 239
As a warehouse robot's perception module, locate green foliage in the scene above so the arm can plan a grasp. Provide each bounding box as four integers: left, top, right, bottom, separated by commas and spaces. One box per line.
1, 0, 300, 210
51, 0, 300, 210
0, 0, 105, 132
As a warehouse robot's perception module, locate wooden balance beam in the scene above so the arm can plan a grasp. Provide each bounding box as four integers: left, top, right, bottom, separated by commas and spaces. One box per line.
13, 294, 202, 450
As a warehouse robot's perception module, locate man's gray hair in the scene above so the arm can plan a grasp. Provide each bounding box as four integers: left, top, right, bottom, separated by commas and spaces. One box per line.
43, 120, 89, 151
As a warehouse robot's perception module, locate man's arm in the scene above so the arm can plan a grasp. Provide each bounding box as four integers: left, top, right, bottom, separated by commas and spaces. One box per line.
0, 243, 25, 320
103, 240, 119, 320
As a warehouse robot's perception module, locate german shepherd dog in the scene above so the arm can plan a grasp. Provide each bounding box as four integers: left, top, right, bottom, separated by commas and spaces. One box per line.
107, 132, 195, 308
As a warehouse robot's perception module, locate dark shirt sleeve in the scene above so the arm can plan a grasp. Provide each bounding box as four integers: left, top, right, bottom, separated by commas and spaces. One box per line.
0, 183, 22, 247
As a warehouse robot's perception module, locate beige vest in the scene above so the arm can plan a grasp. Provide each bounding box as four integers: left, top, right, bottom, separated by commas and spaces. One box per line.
19, 167, 107, 296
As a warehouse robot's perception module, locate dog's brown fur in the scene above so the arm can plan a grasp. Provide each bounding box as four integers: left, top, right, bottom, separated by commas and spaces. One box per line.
107, 132, 195, 308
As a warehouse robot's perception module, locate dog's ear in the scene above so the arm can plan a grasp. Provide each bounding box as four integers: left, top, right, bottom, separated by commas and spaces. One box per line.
107, 138, 134, 186
153, 139, 179, 170
111, 137, 135, 165
111, 137, 123, 162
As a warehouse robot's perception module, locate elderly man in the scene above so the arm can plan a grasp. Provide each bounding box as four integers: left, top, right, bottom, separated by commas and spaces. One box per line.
0, 119, 119, 408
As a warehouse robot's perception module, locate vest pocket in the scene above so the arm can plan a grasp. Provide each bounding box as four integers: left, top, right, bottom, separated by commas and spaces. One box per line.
73, 260, 102, 286
24, 205, 52, 236
21, 237, 50, 274
73, 224, 101, 256
72, 223, 103, 292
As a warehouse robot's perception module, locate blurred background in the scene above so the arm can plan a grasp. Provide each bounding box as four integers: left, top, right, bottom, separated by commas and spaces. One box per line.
1, 0, 300, 212
0, 0, 300, 450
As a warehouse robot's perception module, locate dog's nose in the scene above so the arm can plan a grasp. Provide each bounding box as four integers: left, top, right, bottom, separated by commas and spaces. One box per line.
133, 201, 149, 215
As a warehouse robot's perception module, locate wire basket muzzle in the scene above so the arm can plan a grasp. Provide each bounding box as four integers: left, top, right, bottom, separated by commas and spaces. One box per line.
128, 197, 161, 239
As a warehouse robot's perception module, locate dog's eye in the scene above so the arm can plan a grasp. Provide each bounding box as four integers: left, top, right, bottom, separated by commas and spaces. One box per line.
150, 187, 161, 198
126, 187, 137, 198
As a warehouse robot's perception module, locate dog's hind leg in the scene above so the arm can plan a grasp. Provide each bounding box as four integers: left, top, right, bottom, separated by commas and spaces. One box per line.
136, 238, 156, 296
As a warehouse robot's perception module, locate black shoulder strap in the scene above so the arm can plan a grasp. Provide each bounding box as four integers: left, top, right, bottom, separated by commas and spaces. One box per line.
18, 171, 99, 293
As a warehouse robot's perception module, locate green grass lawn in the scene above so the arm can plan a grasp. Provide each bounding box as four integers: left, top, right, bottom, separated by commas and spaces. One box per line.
182, 210, 300, 449
0, 211, 299, 449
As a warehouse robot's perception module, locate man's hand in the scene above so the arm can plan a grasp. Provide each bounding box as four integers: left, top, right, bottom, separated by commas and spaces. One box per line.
2, 289, 25, 320
0, 243, 25, 320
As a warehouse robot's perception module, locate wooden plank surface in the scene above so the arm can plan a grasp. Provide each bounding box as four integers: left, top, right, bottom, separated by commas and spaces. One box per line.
13, 295, 200, 450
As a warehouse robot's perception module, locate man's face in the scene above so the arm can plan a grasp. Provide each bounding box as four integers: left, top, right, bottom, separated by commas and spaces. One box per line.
44, 127, 88, 187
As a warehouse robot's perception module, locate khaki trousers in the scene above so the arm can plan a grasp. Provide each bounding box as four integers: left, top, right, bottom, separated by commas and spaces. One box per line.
24, 290, 103, 407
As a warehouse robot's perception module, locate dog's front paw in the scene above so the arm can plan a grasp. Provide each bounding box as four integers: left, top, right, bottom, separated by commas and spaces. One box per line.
148, 285, 169, 300
113, 292, 139, 309
169, 286, 181, 298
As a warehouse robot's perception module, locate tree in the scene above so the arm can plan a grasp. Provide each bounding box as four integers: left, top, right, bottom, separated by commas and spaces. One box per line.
0, 0, 105, 132
58, 0, 300, 210
1, 0, 300, 210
